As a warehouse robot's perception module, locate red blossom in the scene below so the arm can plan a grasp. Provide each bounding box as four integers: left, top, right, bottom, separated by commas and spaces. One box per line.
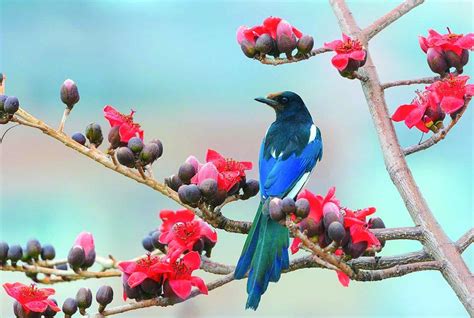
158, 209, 217, 260
324, 34, 366, 71
162, 251, 208, 300
103, 105, 144, 142
237, 17, 303, 45
74, 231, 95, 257
427, 75, 474, 114
3, 283, 60, 313
419, 28, 474, 56
343, 207, 380, 247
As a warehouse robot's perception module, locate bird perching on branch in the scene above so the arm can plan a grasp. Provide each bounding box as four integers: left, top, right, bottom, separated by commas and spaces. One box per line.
234, 91, 323, 309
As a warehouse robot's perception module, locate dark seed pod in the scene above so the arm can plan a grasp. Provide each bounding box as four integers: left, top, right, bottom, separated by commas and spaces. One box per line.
123, 281, 142, 300
4, 96, 20, 114
178, 185, 190, 204
343, 240, 368, 259
142, 236, 155, 252
165, 174, 183, 192
85, 123, 103, 147
43, 299, 58, 317
151, 231, 166, 253
7, 244, 22, 265
76, 287, 93, 309
368, 217, 385, 229
240, 40, 257, 58
62, 297, 78, 316
56, 263, 68, 271
162, 280, 177, 298
242, 179, 259, 199
149, 139, 163, 159
198, 179, 218, 199
139, 143, 160, 165
255, 34, 275, 55
339, 58, 362, 79
0, 241, 9, 264
68, 246, 86, 269
178, 162, 196, 184
26, 239, 41, 260
269, 198, 285, 222
210, 189, 227, 206
281, 197, 296, 215
96, 285, 114, 308
227, 182, 240, 196
323, 211, 340, 229
127, 137, 144, 153
277, 33, 297, 54
202, 236, 216, 257
71, 132, 87, 145
184, 184, 202, 204
0, 95, 8, 112
297, 35, 314, 54
299, 218, 324, 237
192, 239, 204, 254
13, 301, 25, 317
116, 147, 136, 168
40, 244, 56, 261
82, 249, 96, 269
426, 48, 448, 77
60, 79, 80, 109
327, 222, 345, 243
107, 126, 123, 149
140, 278, 161, 296
295, 198, 310, 219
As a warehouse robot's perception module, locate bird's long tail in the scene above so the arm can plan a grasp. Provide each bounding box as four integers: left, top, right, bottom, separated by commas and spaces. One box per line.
234, 199, 289, 310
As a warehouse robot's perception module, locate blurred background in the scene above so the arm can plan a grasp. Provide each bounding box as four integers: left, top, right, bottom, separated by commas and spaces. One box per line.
0, 0, 472, 317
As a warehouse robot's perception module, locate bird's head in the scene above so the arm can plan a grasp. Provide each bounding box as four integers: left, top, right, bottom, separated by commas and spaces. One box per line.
254, 91, 310, 119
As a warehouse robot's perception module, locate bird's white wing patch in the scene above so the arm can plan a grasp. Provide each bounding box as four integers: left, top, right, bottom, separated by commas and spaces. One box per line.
285, 172, 311, 199
308, 124, 316, 144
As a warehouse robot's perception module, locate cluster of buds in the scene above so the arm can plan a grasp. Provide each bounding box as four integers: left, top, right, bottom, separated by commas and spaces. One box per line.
165, 149, 258, 208
419, 28, 473, 77
392, 75, 473, 132
237, 17, 314, 60
118, 209, 213, 301
67, 232, 96, 272
287, 188, 384, 286
324, 34, 367, 79
61, 285, 112, 316
0, 94, 20, 124
0, 239, 55, 269
115, 137, 163, 169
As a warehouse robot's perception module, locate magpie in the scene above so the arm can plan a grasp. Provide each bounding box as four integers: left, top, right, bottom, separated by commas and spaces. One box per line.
234, 91, 323, 310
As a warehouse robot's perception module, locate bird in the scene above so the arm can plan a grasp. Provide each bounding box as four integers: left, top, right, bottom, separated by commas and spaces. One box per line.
234, 91, 323, 310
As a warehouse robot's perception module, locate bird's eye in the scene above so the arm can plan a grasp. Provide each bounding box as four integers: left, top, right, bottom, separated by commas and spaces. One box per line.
280, 97, 289, 104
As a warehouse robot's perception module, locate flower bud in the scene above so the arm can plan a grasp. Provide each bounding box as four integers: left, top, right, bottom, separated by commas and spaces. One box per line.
71, 132, 86, 145
60, 79, 80, 109
128, 136, 144, 153
327, 222, 345, 243
13, 301, 25, 317
0, 241, 9, 264
26, 239, 41, 260
241, 179, 259, 199
276, 20, 297, 54
178, 162, 196, 184
209, 189, 227, 206
151, 230, 166, 253
198, 178, 218, 199
62, 298, 78, 317
140, 278, 162, 297
107, 126, 123, 149
139, 143, 160, 165
227, 182, 240, 196
240, 40, 257, 58
295, 198, 310, 219
165, 174, 183, 192
43, 299, 58, 317
149, 139, 163, 159
298, 218, 323, 237
255, 34, 275, 55
76, 288, 93, 310
68, 246, 85, 269
202, 236, 216, 257
338, 59, 361, 79
85, 123, 103, 147
4, 96, 19, 114
82, 249, 96, 269
116, 147, 136, 168
426, 48, 448, 77
192, 238, 205, 254
343, 240, 368, 258
0, 95, 8, 112
425, 103, 446, 126
96, 285, 114, 310
7, 245, 22, 265
123, 281, 142, 300
269, 198, 285, 222
297, 35, 314, 54
281, 197, 295, 215
142, 236, 154, 252
178, 184, 201, 205
40, 244, 56, 261
445, 49, 469, 73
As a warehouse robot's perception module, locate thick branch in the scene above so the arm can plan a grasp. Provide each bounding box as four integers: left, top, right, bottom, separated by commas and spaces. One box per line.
381, 76, 438, 89
362, 0, 425, 41
356, 261, 442, 281
329, 0, 474, 314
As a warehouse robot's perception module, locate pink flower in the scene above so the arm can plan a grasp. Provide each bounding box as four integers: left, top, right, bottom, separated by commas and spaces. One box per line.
419, 28, 474, 56
3, 283, 60, 314
343, 207, 380, 247
103, 105, 144, 142
74, 232, 94, 257
204, 149, 252, 192
324, 34, 366, 71
427, 75, 474, 114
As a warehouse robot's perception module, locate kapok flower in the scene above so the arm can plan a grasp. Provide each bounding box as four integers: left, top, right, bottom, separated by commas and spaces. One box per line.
158, 209, 217, 260
3, 283, 60, 314
343, 207, 380, 248
324, 34, 366, 73
203, 149, 252, 192
118, 254, 171, 299
392, 90, 444, 133
419, 28, 474, 56
103, 105, 144, 142
163, 251, 208, 300
73, 231, 96, 268
427, 75, 474, 114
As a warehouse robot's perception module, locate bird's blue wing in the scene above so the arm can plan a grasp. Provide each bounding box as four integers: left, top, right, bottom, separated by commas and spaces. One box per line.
259, 138, 322, 199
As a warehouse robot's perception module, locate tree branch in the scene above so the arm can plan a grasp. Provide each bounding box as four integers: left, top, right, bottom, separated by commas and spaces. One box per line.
256, 47, 330, 66
355, 260, 442, 281
381, 76, 438, 89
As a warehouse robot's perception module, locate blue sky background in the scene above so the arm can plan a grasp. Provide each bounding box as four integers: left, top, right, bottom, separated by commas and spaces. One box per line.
1, 0, 472, 317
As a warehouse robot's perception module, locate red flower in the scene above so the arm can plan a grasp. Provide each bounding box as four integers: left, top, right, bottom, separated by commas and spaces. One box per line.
236, 17, 302, 45
343, 207, 380, 247
427, 75, 474, 114
158, 209, 217, 260
103, 105, 144, 142
162, 251, 208, 300
334, 249, 350, 287
118, 254, 171, 299
203, 149, 252, 192
392, 90, 443, 133
324, 34, 366, 71
236, 26, 258, 45
74, 231, 95, 257
419, 28, 474, 56
3, 283, 60, 314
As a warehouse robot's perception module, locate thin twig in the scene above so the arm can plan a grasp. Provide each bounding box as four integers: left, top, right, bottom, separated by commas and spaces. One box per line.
256, 47, 331, 65
381, 76, 439, 89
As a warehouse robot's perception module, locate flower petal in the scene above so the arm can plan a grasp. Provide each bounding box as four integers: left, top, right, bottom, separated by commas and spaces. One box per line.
440, 96, 465, 114
169, 279, 193, 300
336, 271, 350, 287
182, 251, 201, 271
324, 39, 342, 51
331, 54, 349, 71
191, 276, 208, 294
391, 104, 417, 121
290, 238, 302, 254
25, 301, 48, 313
349, 50, 365, 61
128, 272, 148, 288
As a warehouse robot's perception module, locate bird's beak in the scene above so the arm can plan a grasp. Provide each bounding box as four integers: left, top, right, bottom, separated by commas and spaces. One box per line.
254, 97, 279, 108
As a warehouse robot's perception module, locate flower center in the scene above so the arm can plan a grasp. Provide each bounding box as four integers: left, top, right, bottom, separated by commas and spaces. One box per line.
172, 222, 197, 241
337, 39, 362, 54
136, 254, 160, 270
172, 260, 192, 277
445, 27, 461, 42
